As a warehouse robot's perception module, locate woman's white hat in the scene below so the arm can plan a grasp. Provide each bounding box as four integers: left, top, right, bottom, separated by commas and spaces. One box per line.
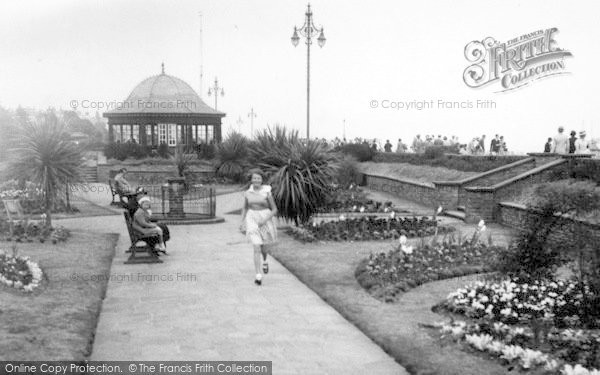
138, 196, 151, 205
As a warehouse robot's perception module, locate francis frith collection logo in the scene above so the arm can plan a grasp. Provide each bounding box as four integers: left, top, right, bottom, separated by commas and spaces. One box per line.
463, 28, 573, 92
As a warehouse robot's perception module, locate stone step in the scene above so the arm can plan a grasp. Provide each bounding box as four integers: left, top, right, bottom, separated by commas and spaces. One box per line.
456, 205, 466, 212
442, 210, 466, 221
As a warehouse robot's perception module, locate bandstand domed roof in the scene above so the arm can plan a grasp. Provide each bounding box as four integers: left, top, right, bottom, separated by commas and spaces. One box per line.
105, 65, 224, 116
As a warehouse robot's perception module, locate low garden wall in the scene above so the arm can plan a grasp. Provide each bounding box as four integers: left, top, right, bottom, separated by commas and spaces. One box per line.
365, 174, 438, 207
498, 201, 600, 244
434, 157, 538, 208
462, 159, 569, 222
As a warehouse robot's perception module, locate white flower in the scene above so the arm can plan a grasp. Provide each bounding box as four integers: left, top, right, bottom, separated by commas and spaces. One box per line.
486, 340, 505, 354
520, 348, 548, 369
352, 205, 357, 211
437, 206, 443, 214
544, 359, 559, 371
561, 364, 594, 375
359, 206, 365, 213
478, 219, 485, 228
399, 235, 407, 245
390, 211, 395, 219
401, 245, 413, 255
501, 345, 525, 361
500, 307, 512, 316
465, 333, 494, 351
339, 214, 346, 221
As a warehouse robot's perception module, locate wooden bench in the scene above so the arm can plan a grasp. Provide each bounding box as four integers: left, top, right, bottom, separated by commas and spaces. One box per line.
3, 199, 44, 237
122, 211, 162, 264
108, 179, 120, 205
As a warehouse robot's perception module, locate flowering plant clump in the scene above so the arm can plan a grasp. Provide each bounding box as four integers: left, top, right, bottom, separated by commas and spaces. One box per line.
436, 277, 600, 372
443, 278, 592, 327
0, 179, 75, 214
286, 225, 317, 243
0, 220, 70, 244
356, 228, 499, 301
316, 184, 398, 214
433, 320, 600, 374
0, 247, 43, 292
300, 215, 452, 242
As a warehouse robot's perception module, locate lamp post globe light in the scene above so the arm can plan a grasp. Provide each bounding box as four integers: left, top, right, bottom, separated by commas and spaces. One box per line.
291, 3, 326, 140
208, 77, 225, 110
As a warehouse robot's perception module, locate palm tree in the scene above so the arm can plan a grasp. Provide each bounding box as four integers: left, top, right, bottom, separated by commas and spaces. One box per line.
251, 126, 339, 224
8, 112, 84, 228
215, 131, 249, 182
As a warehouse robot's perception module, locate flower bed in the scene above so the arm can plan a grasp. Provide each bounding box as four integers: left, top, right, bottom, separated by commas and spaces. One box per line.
0, 247, 43, 292
0, 220, 71, 243
293, 215, 452, 242
356, 227, 499, 301
0, 179, 77, 214
315, 184, 400, 214
433, 278, 600, 373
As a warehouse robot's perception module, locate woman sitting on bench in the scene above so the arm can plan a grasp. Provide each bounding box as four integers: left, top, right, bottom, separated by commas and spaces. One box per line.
132, 196, 167, 252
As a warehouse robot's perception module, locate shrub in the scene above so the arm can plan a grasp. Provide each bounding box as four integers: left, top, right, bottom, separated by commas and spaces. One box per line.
338, 143, 374, 162
215, 132, 249, 182
489, 204, 564, 282
157, 142, 170, 158
198, 143, 216, 159
572, 159, 600, 184
250, 126, 339, 224
423, 145, 453, 159
335, 155, 362, 187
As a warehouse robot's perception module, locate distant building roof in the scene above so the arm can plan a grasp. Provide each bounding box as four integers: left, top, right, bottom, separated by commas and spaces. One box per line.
104, 67, 224, 117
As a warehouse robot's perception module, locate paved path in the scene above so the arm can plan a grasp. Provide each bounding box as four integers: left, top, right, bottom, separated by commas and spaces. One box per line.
59, 184, 405, 374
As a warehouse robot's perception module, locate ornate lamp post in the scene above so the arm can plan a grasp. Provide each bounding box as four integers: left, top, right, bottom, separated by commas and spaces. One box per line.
207, 77, 225, 110
291, 3, 326, 140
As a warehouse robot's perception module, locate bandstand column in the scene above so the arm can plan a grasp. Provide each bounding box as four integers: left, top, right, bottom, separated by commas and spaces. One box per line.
140, 124, 147, 146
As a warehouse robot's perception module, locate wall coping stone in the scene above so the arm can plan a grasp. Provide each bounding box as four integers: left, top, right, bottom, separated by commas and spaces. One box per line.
464, 159, 566, 192
364, 173, 436, 190
433, 157, 535, 187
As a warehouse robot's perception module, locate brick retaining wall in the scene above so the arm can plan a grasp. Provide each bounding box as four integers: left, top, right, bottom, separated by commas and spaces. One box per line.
498, 202, 600, 244
365, 174, 438, 207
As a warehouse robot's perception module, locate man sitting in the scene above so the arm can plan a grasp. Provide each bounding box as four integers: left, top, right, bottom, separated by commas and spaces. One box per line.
114, 168, 136, 207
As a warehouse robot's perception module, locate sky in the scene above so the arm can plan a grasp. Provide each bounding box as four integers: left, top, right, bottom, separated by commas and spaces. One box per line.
0, 0, 599, 153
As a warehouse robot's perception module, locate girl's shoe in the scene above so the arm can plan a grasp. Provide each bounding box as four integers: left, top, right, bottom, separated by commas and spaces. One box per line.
262, 262, 269, 274
254, 274, 262, 286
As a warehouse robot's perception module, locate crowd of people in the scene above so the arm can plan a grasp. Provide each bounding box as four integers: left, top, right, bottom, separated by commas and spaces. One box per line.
545, 126, 591, 154
313, 134, 510, 155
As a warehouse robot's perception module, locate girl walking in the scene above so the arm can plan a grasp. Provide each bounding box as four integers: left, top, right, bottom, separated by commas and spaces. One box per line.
240, 170, 278, 285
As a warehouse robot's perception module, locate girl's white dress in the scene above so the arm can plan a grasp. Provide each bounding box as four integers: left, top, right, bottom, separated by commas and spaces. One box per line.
244, 185, 277, 245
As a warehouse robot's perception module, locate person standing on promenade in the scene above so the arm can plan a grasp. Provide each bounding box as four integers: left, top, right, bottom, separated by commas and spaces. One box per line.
544, 138, 553, 153
240, 170, 278, 286
568, 131, 577, 154
575, 131, 590, 154
553, 126, 569, 154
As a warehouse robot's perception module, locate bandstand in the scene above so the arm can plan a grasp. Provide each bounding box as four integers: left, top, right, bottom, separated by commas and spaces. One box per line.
103, 64, 225, 149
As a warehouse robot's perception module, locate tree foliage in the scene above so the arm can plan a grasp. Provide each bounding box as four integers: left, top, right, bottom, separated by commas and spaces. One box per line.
8, 112, 84, 227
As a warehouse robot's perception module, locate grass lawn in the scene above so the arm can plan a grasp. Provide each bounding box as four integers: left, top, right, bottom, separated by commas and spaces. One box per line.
358, 162, 478, 183
0, 231, 118, 360
269, 232, 512, 375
